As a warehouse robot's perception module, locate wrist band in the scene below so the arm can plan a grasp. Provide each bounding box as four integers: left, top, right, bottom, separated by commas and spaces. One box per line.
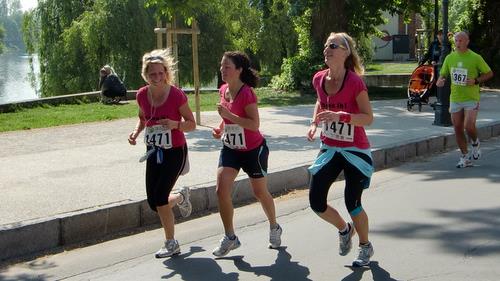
339, 113, 351, 123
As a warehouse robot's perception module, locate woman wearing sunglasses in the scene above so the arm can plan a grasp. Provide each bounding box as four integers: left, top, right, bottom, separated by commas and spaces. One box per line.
306, 32, 375, 267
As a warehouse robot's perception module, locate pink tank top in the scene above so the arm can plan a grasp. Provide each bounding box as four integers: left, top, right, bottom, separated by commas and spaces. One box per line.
136, 85, 187, 148
219, 84, 264, 151
312, 69, 370, 149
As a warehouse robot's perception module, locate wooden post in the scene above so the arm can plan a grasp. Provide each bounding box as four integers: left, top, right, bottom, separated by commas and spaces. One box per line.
172, 15, 179, 86
154, 18, 201, 124
191, 20, 201, 125
166, 23, 172, 49
156, 20, 163, 49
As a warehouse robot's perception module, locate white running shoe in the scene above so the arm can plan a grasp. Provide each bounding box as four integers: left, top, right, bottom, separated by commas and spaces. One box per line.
339, 222, 356, 256
456, 154, 473, 168
471, 141, 481, 160
268, 224, 283, 249
212, 235, 241, 257
352, 242, 374, 267
155, 239, 180, 258
176, 187, 192, 218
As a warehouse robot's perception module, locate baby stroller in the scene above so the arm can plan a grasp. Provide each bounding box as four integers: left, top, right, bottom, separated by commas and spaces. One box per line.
406, 64, 435, 112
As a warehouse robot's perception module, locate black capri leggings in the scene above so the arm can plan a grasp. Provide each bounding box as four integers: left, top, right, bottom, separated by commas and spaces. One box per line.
309, 150, 372, 216
145, 144, 188, 212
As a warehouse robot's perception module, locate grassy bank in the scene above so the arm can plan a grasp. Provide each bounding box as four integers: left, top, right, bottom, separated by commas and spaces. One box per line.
365, 61, 417, 74
0, 87, 406, 133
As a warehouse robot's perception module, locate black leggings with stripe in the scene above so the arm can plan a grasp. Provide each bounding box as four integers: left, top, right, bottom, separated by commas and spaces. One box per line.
309, 150, 372, 215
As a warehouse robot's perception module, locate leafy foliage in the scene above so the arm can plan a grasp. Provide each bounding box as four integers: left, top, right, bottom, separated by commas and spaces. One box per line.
25, 0, 155, 97
0, 24, 4, 53
0, 0, 24, 51
272, 0, 426, 92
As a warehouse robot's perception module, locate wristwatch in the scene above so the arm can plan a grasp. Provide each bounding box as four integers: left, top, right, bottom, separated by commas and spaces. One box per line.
474, 78, 479, 85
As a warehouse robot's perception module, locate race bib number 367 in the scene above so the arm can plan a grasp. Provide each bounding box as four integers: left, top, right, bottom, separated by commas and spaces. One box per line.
144, 125, 172, 148
451, 67, 468, 86
322, 121, 354, 142
222, 124, 246, 149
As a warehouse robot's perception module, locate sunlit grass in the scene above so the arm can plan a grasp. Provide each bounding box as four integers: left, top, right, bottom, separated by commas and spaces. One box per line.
365, 61, 417, 74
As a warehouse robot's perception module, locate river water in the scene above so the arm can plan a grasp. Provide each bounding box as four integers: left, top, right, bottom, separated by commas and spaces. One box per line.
0, 51, 40, 104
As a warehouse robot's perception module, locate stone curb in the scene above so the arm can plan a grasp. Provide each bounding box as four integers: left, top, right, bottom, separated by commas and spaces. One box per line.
1, 121, 499, 263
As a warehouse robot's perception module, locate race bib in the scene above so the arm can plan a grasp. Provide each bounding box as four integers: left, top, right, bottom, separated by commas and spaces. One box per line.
144, 125, 172, 149
222, 124, 246, 149
322, 121, 354, 142
451, 67, 468, 86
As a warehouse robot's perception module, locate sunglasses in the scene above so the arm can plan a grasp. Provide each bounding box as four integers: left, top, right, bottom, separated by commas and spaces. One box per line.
145, 55, 164, 61
326, 43, 346, 50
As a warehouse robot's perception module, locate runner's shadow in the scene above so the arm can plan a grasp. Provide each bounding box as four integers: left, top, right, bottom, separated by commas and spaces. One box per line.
219, 247, 312, 280
342, 261, 402, 281
162, 246, 238, 280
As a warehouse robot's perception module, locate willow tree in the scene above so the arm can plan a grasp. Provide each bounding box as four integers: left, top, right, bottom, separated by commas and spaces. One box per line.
24, 0, 155, 97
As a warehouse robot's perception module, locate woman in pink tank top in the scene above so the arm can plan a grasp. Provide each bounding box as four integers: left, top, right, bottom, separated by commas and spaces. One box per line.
307, 32, 375, 267
127, 49, 196, 259
210, 51, 282, 257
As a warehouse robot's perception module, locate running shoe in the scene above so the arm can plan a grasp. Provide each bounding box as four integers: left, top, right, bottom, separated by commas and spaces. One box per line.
268, 224, 283, 249
177, 186, 192, 218
212, 235, 241, 257
352, 242, 374, 267
155, 239, 180, 258
456, 154, 472, 168
339, 222, 356, 256
471, 141, 481, 160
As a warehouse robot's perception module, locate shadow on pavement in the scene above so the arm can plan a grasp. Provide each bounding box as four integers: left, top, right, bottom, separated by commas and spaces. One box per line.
0, 260, 55, 281
373, 207, 500, 256
342, 261, 402, 281
162, 246, 238, 280
218, 247, 312, 280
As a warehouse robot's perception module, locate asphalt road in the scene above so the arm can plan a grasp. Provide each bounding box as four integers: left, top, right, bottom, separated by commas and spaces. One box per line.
2, 136, 499, 281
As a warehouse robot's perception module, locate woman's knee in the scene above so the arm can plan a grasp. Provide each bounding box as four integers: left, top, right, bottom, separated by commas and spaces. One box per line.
309, 194, 327, 213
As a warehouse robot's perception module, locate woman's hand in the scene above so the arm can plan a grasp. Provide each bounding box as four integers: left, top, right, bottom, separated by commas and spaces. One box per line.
316, 110, 341, 123
128, 131, 139, 145
212, 127, 223, 139
307, 124, 317, 142
217, 103, 233, 120
157, 118, 179, 130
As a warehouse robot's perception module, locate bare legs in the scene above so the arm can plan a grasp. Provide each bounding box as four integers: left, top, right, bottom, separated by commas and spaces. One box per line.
215, 167, 277, 235
317, 205, 369, 244
452, 109, 479, 154
157, 193, 183, 240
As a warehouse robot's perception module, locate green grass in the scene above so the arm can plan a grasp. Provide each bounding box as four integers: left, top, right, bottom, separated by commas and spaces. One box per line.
0, 89, 316, 132
0, 85, 406, 133
365, 61, 417, 74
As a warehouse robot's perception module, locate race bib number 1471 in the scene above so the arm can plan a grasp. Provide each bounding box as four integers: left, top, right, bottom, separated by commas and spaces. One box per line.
322, 121, 354, 142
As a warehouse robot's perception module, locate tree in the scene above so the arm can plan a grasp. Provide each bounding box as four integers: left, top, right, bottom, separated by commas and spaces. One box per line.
271, 0, 427, 92
0, 0, 24, 51
455, 0, 500, 86
24, 0, 156, 97
0, 25, 4, 53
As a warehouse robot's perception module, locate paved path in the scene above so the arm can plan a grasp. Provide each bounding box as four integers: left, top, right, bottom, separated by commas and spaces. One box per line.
2, 136, 500, 280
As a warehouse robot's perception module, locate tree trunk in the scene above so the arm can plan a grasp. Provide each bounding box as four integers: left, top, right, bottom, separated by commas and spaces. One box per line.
311, 0, 348, 46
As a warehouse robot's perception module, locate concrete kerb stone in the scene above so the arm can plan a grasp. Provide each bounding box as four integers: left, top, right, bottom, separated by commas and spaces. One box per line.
0, 218, 60, 262
2, 122, 500, 263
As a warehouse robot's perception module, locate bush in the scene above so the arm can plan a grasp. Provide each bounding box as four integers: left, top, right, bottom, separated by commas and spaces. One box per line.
270, 55, 323, 94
